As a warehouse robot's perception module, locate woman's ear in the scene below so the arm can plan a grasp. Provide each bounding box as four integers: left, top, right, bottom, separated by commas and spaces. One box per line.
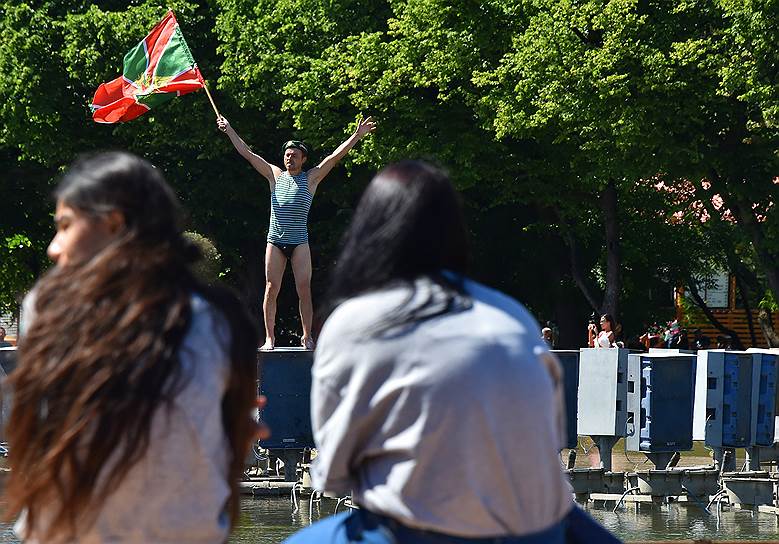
105, 210, 126, 234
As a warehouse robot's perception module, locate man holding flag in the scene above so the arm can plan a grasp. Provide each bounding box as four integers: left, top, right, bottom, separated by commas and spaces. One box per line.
217, 115, 376, 351
89, 10, 376, 351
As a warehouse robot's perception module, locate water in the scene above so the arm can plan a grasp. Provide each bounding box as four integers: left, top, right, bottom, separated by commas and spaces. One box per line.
1, 497, 776, 542
229, 496, 779, 542
586, 502, 779, 541
229, 496, 340, 543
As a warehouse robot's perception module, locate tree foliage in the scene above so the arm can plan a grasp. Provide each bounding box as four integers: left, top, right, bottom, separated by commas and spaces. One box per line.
3, 0, 779, 345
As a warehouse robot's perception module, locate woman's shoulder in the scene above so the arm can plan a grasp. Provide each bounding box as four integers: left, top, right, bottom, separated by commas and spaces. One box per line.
459, 277, 540, 332
190, 293, 229, 337
322, 276, 541, 345
178, 294, 231, 376
322, 286, 411, 336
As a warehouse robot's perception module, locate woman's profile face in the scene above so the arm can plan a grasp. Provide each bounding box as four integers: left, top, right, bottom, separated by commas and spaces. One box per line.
47, 200, 121, 267
600, 317, 611, 332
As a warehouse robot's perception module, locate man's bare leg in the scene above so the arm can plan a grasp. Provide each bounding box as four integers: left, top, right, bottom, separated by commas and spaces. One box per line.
262, 243, 287, 350
291, 243, 314, 349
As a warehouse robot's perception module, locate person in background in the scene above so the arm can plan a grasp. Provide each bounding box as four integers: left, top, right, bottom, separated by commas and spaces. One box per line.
716, 334, 733, 349
542, 326, 554, 348
626, 335, 647, 352
587, 314, 616, 348
669, 327, 689, 350
664, 320, 680, 348
693, 328, 711, 350
285, 161, 619, 543
4, 152, 262, 543
0, 327, 11, 348
649, 334, 664, 348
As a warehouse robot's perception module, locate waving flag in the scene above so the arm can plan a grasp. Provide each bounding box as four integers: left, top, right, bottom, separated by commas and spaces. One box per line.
91, 11, 205, 123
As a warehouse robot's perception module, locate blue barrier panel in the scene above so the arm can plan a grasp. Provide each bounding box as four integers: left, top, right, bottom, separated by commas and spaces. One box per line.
553, 350, 579, 450
0, 348, 17, 376
257, 348, 315, 449
754, 352, 778, 446
0, 347, 16, 442
639, 362, 650, 449
721, 353, 753, 448
632, 354, 695, 453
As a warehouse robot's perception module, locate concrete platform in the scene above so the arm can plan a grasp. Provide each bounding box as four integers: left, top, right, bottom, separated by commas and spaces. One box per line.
589, 492, 666, 504
730, 503, 779, 515
239, 478, 308, 497
258, 346, 313, 353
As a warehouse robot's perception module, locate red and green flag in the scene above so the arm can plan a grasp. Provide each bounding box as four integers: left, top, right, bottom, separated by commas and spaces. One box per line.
91, 11, 205, 123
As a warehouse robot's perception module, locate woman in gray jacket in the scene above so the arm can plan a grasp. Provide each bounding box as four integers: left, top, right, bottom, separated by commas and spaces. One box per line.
286, 161, 619, 543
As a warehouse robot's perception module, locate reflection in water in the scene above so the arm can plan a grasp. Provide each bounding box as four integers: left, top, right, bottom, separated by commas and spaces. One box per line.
230, 499, 779, 544
228, 496, 779, 543
587, 502, 779, 541
229, 496, 340, 543
0, 497, 776, 542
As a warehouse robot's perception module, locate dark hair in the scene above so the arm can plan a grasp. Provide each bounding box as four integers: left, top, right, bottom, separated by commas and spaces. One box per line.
53, 152, 194, 252
5, 152, 258, 538
282, 140, 309, 157
323, 160, 470, 330
600, 314, 615, 332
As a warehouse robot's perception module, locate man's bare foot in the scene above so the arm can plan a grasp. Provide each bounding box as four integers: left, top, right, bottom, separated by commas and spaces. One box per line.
260, 338, 275, 351
301, 336, 315, 350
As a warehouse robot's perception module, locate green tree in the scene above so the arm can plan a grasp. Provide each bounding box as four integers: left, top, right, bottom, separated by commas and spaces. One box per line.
473, 0, 714, 321
474, 0, 779, 344
6, 0, 777, 348
0, 1, 275, 322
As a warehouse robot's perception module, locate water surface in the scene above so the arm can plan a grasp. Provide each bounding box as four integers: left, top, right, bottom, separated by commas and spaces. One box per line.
228, 496, 779, 542
0, 496, 776, 542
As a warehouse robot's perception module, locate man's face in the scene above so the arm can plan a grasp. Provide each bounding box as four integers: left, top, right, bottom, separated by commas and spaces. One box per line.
284, 148, 306, 173
0, 328, 5, 341
47, 201, 121, 267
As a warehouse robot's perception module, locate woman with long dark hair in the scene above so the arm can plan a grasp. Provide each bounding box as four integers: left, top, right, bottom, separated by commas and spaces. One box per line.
5, 152, 260, 543
588, 313, 616, 348
287, 161, 619, 543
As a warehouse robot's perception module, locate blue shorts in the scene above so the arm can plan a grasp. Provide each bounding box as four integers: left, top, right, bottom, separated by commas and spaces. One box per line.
282, 505, 619, 544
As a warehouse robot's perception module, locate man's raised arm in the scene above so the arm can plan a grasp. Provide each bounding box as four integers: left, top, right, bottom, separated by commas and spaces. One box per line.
217, 117, 281, 184
308, 116, 377, 186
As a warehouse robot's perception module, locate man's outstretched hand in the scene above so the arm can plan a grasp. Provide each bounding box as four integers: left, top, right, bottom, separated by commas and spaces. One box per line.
356, 116, 377, 138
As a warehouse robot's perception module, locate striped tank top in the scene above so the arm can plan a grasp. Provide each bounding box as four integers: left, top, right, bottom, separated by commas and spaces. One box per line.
268, 171, 314, 244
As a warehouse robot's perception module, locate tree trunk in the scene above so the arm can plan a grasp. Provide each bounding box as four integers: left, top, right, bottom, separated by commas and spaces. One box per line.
731, 197, 779, 297
729, 195, 779, 346
557, 181, 621, 322
600, 180, 621, 319
560, 228, 601, 312
708, 165, 779, 347
734, 274, 758, 347
687, 280, 744, 350
758, 308, 779, 348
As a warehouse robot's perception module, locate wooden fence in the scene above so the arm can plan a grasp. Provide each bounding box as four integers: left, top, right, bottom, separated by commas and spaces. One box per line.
676, 279, 778, 348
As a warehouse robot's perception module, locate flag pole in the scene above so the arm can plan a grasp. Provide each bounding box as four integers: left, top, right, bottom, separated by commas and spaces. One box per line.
203, 83, 221, 119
